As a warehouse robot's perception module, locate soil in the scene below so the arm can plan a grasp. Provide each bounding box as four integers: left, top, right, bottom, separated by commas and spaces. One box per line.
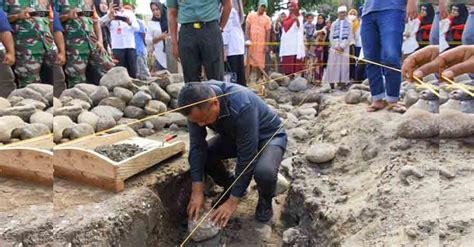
94, 143, 145, 162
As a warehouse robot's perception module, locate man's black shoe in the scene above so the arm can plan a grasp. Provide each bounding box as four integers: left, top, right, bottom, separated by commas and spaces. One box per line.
255, 197, 273, 223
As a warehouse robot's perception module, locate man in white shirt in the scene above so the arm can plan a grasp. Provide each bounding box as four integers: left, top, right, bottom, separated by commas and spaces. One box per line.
100, 0, 140, 78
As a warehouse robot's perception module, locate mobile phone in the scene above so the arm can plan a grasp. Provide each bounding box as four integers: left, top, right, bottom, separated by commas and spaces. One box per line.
115, 15, 128, 22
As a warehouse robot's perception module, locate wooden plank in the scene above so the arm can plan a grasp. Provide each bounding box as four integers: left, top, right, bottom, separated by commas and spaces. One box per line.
53, 148, 117, 179
0, 148, 53, 174
56, 129, 137, 149
0, 165, 53, 186
116, 141, 185, 179
54, 165, 124, 192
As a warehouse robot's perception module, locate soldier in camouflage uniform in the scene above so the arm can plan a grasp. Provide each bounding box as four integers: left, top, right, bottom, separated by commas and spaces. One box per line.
3, 0, 58, 87
56, 0, 114, 87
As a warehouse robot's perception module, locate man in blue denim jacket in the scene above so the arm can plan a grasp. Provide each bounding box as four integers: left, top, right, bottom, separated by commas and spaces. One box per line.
178, 80, 287, 227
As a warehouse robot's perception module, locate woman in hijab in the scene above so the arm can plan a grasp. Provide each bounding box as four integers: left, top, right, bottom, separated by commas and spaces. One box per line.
417, 3, 434, 48
146, 1, 168, 71
279, 1, 305, 77
308, 14, 327, 84
348, 8, 360, 81
449, 4, 468, 46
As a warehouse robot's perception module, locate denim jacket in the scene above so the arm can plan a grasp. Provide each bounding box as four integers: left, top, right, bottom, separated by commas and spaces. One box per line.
187, 80, 287, 198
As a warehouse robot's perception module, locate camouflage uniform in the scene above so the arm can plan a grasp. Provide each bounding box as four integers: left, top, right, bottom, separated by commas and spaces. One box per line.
56, 0, 114, 87
3, 0, 57, 87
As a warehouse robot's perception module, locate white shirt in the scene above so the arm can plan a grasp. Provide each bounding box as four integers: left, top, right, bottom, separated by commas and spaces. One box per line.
402, 18, 420, 54
101, 8, 140, 49
222, 8, 245, 56
279, 15, 305, 59
439, 18, 451, 52
145, 20, 167, 69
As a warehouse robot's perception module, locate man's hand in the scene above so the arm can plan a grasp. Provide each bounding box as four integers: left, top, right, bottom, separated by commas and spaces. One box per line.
401, 45, 439, 81
55, 52, 66, 66
172, 41, 180, 62
211, 196, 239, 228
153, 31, 168, 44
95, 42, 106, 54
187, 182, 205, 221
3, 52, 15, 66
440, 45, 474, 79
406, 0, 418, 20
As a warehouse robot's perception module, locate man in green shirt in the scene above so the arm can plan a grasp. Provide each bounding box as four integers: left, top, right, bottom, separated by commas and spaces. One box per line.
167, 0, 231, 83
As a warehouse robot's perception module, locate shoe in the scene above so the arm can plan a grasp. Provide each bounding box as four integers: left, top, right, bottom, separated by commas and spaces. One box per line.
330, 83, 335, 90
255, 196, 273, 223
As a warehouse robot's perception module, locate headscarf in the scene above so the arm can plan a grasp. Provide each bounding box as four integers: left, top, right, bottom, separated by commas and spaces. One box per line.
420, 3, 435, 26
452, 4, 468, 26
283, 1, 300, 32
348, 8, 360, 33
315, 14, 326, 30
150, 1, 162, 22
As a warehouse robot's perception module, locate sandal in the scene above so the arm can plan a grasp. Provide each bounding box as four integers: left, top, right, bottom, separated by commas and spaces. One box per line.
366, 100, 388, 112
387, 102, 407, 113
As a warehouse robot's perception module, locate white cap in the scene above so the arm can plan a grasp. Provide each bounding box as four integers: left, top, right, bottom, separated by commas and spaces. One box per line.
338, 6, 348, 13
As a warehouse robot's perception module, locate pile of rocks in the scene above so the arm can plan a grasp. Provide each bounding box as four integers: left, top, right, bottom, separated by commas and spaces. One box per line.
53, 67, 188, 143
0, 84, 53, 145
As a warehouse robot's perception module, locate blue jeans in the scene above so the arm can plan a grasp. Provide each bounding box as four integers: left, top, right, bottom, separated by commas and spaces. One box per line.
361, 10, 405, 103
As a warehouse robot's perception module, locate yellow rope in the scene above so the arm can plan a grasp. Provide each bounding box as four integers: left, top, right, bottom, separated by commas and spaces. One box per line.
441, 75, 474, 98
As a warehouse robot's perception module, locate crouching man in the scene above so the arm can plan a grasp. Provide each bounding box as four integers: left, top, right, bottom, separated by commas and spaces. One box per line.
178, 81, 287, 227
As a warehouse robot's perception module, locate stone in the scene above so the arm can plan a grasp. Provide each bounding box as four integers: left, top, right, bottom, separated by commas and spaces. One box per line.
152, 70, 173, 88
20, 123, 50, 140
129, 91, 152, 108
64, 99, 92, 110
166, 83, 185, 98
345, 90, 363, 104
268, 80, 279, 90
96, 115, 117, 132
404, 89, 419, 108
171, 73, 184, 84
148, 116, 170, 130
289, 127, 309, 142
124, 106, 146, 119
270, 72, 291, 87
188, 214, 221, 242
285, 113, 299, 129
169, 123, 180, 132
25, 83, 53, 97
0, 97, 11, 110
7, 96, 24, 106
91, 105, 123, 121
282, 227, 300, 245
440, 99, 461, 112
99, 97, 126, 112
168, 112, 187, 127
99, 66, 132, 90
145, 100, 167, 115
77, 112, 100, 131
362, 79, 369, 86
138, 85, 152, 95
288, 77, 307, 92
254, 222, 272, 241
59, 96, 73, 106
113, 87, 134, 103
349, 84, 370, 91
276, 173, 290, 195
53, 116, 75, 142
362, 145, 378, 161
54, 105, 83, 122
439, 109, 474, 138
74, 83, 98, 95
319, 85, 331, 93
45, 91, 53, 107
0, 105, 37, 122
60, 88, 92, 104
30, 111, 53, 131
14, 99, 47, 110
137, 128, 155, 137
306, 143, 337, 164
9, 88, 48, 105
90, 86, 110, 106
0, 116, 27, 142
149, 82, 171, 104
266, 87, 292, 104
69, 123, 95, 140
169, 99, 179, 109
297, 108, 316, 117
280, 157, 294, 178
396, 109, 438, 139
265, 98, 278, 108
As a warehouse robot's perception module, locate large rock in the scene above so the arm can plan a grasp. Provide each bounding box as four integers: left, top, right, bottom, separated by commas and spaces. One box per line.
129, 91, 152, 108
0, 116, 27, 142
267, 80, 279, 90
30, 111, 53, 131
168, 112, 188, 127
306, 143, 337, 164
14, 99, 47, 110
0, 105, 37, 122
64, 99, 92, 110
45, 91, 53, 107
124, 106, 146, 119
90, 86, 110, 106
396, 109, 438, 139
439, 109, 474, 138
53, 116, 75, 142
148, 116, 171, 129
77, 111, 100, 131
288, 77, 308, 92
91, 105, 123, 121
60, 88, 92, 104
152, 70, 173, 88
138, 85, 152, 95
270, 72, 291, 87
149, 83, 171, 104
74, 83, 99, 95
96, 115, 117, 132
26, 83, 53, 97
345, 90, 364, 104
53, 97, 62, 109
188, 214, 220, 242
404, 89, 419, 108
276, 173, 290, 195
266, 87, 292, 104
99, 97, 126, 112
145, 100, 167, 115
349, 84, 370, 91
19, 123, 50, 140
69, 123, 95, 140
0, 97, 11, 110
54, 105, 83, 122
113, 87, 134, 103
99, 66, 132, 90
297, 107, 317, 117
166, 83, 185, 98
9, 88, 48, 105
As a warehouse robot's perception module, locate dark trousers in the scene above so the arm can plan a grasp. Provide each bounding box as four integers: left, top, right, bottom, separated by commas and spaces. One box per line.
205, 135, 284, 200
226, 54, 246, 86
179, 21, 224, 83
113, 48, 137, 78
